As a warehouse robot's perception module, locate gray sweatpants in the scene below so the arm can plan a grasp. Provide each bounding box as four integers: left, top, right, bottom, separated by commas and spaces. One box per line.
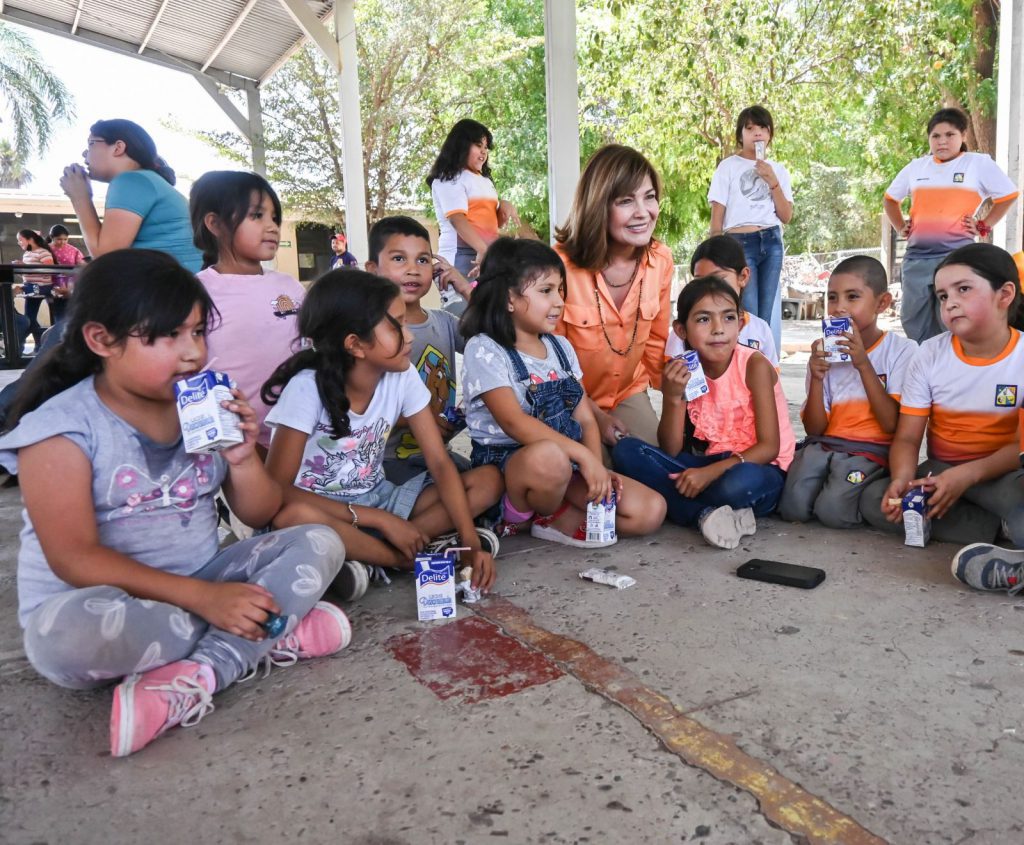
23, 525, 344, 691
899, 255, 946, 343
778, 443, 887, 528
861, 459, 1024, 545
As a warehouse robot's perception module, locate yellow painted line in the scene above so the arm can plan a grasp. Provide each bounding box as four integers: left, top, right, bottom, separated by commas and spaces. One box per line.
475, 597, 888, 845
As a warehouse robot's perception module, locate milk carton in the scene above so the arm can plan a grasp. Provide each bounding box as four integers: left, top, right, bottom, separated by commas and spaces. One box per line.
586, 493, 617, 545
677, 350, 709, 401
414, 552, 457, 621
902, 487, 931, 547
822, 317, 852, 364
174, 371, 244, 454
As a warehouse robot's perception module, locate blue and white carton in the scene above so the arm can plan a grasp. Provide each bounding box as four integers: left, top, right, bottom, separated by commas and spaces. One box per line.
822, 317, 852, 364
415, 552, 457, 621
174, 371, 244, 454
901, 487, 931, 547
678, 350, 709, 401
586, 492, 617, 545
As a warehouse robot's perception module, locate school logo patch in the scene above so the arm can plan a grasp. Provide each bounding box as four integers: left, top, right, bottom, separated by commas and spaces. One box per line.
953, 172, 965, 183
878, 373, 887, 389
745, 339, 761, 350
995, 384, 1018, 407
846, 470, 866, 485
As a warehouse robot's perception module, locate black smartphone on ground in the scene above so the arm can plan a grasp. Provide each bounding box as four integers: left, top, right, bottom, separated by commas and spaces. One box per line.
736, 559, 826, 589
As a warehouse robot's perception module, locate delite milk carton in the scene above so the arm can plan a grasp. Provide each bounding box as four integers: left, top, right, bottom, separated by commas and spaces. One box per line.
174, 371, 244, 454
822, 317, 852, 364
415, 552, 457, 621
678, 350, 709, 401
586, 493, 617, 545
902, 487, 931, 547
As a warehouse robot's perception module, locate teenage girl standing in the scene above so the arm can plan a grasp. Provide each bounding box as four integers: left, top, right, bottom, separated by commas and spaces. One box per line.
885, 107, 1018, 342
709, 105, 794, 353
427, 119, 522, 312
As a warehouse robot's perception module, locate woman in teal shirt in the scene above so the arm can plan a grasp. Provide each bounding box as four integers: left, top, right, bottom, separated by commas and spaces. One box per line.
59, 119, 202, 272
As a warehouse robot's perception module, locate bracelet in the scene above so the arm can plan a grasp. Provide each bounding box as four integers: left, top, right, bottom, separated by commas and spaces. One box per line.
769, 182, 780, 190
734, 452, 746, 464
347, 502, 359, 527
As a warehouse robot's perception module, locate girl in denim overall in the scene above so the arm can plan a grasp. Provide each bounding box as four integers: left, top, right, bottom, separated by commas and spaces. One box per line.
460, 238, 666, 548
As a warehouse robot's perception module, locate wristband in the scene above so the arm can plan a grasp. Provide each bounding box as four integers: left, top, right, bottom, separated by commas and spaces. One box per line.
976, 220, 992, 237
347, 502, 359, 527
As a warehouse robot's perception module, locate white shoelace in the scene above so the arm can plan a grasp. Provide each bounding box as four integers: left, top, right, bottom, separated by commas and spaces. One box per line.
144, 675, 214, 728
367, 565, 392, 585
989, 562, 1024, 594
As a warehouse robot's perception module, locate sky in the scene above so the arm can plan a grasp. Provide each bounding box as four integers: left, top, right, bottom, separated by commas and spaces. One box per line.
11, 28, 241, 195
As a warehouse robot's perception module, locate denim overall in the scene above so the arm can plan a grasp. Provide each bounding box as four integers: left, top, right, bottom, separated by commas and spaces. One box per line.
471, 335, 584, 469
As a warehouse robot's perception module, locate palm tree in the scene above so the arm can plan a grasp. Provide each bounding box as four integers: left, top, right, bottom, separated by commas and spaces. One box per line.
0, 138, 33, 188
0, 22, 75, 159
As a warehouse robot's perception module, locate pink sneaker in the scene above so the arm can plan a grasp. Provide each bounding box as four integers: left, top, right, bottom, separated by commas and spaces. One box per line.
110, 660, 215, 757
271, 601, 352, 663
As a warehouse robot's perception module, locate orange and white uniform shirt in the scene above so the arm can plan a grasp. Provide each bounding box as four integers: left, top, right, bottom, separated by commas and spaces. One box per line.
665, 310, 779, 367
885, 152, 1018, 258
803, 331, 917, 446
900, 330, 1024, 464
430, 169, 500, 262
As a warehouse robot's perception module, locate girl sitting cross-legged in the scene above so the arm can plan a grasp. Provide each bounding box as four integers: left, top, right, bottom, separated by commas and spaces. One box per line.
613, 276, 795, 549
0, 250, 349, 757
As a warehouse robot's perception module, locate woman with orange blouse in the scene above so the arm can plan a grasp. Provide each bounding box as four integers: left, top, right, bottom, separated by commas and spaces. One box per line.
554, 145, 674, 448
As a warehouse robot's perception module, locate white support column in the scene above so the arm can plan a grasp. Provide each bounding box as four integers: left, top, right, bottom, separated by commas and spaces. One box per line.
995, 0, 1024, 253
334, 0, 368, 262
247, 87, 266, 176
543, 0, 581, 241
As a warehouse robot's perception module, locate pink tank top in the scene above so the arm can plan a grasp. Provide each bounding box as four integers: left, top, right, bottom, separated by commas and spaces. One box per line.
687, 344, 795, 470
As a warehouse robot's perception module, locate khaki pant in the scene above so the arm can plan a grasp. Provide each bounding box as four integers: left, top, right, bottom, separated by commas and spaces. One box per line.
601, 390, 660, 465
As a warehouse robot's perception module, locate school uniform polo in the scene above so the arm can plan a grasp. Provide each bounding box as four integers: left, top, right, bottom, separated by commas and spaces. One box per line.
900, 329, 1024, 463
885, 152, 1018, 259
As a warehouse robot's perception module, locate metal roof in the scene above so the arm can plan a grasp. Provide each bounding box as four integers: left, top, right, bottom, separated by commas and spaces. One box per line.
0, 0, 335, 89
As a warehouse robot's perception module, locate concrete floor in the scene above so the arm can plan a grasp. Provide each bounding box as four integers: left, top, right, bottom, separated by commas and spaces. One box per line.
2, 328, 1023, 845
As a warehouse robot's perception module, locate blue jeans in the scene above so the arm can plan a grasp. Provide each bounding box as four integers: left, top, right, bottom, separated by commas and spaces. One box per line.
612, 437, 786, 527
729, 227, 784, 352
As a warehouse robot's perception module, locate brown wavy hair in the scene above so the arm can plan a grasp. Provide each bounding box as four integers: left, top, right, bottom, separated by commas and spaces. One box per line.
554, 144, 662, 271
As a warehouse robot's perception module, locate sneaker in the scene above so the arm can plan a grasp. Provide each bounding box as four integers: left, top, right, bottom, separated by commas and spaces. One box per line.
110, 660, 215, 757
424, 526, 501, 558
698, 505, 756, 550
271, 601, 352, 663
951, 544, 1024, 594
331, 560, 371, 601
530, 512, 617, 549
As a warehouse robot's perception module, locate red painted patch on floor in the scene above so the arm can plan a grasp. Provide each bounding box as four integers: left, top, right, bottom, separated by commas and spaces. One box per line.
386, 616, 563, 704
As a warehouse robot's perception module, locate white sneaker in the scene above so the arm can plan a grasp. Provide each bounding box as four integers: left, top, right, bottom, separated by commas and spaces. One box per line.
698, 506, 756, 550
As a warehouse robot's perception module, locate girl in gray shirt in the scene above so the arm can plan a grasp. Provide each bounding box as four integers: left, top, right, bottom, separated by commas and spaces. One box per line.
0, 250, 347, 757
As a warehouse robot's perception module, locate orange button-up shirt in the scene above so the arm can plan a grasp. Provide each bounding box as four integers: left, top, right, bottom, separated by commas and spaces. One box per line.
554, 241, 674, 412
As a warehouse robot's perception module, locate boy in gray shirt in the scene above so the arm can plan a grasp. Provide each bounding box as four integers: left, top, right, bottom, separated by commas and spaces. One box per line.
365, 216, 475, 483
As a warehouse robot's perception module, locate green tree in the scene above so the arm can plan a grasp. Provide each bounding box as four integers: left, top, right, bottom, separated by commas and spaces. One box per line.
195, 0, 549, 231
0, 22, 75, 159
0, 138, 33, 188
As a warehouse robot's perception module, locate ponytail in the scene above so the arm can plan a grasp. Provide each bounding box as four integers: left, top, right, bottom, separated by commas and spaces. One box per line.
90, 119, 177, 185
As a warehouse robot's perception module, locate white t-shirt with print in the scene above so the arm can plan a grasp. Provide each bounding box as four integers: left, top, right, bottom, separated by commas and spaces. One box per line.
708, 155, 794, 230
265, 367, 430, 499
